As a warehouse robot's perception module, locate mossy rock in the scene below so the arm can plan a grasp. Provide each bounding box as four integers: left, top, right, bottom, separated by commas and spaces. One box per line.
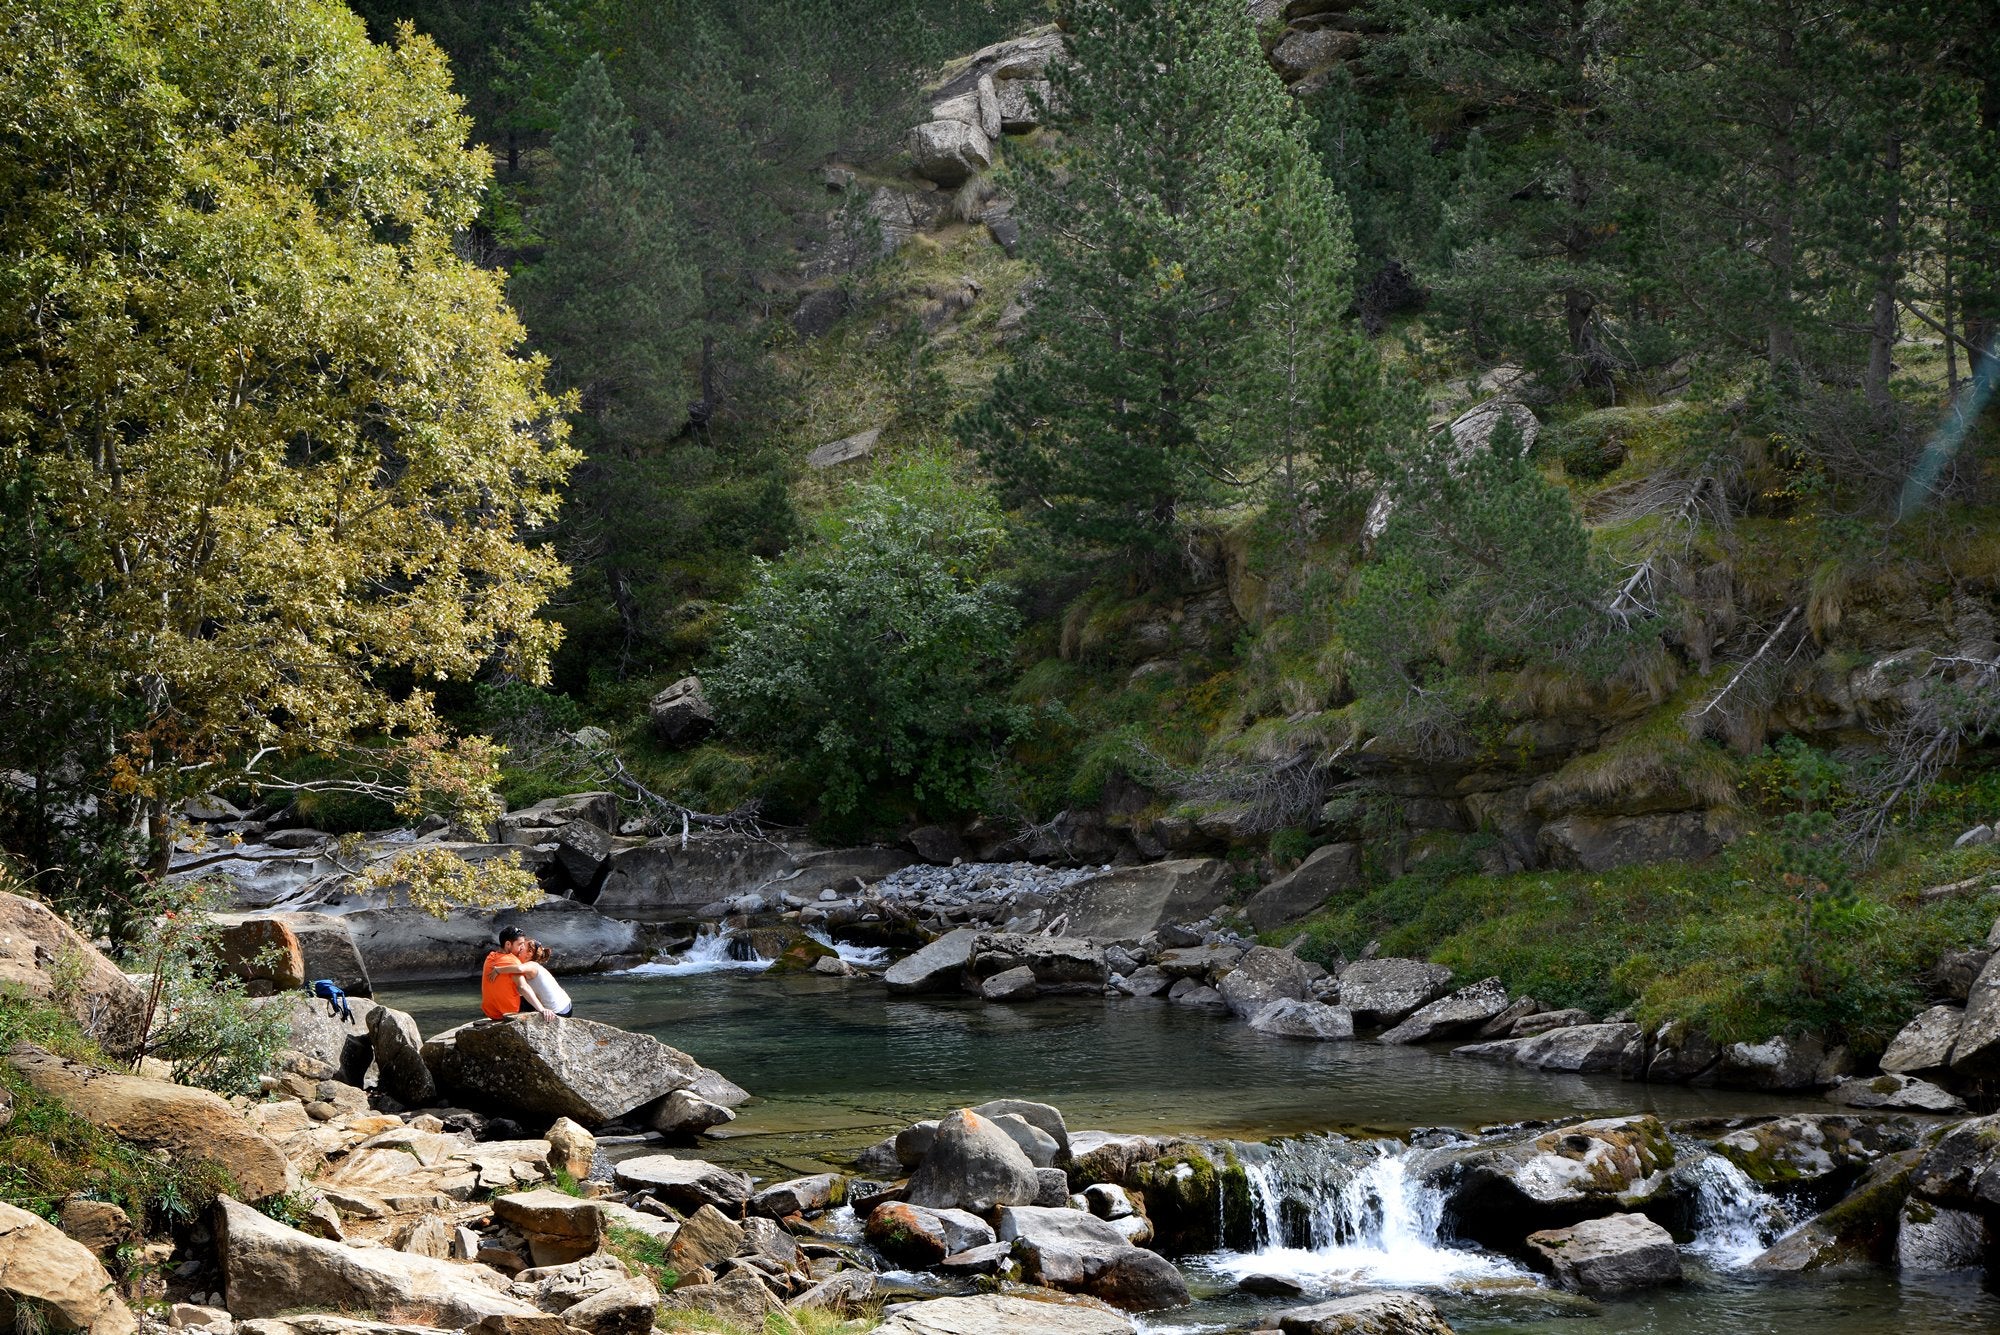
749, 929, 838, 974
1129, 1146, 1253, 1254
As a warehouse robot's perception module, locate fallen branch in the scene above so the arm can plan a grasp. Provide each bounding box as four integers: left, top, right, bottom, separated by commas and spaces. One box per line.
1686, 606, 1801, 728
1917, 874, 1997, 901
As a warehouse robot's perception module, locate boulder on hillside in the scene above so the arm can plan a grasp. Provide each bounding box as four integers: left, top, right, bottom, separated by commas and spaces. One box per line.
1047, 860, 1231, 941
0, 1201, 137, 1335
1270, 25, 1361, 81
929, 27, 1067, 100
648, 677, 714, 749
1245, 844, 1362, 933
611, 1155, 752, 1212
1537, 810, 1736, 873
216, 1197, 542, 1325
1216, 947, 1312, 1021
1336, 958, 1452, 1027
1526, 1213, 1681, 1293
1379, 977, 1510, 1045
365, 1004, 436, 1107
885, 927, 984, 994
807, 428, 882, 470
875, 1295, 1135, 1335
905, 1108, 1042, 1213
217, 918, 307, 992
1275, 1292, 1455, 1335
1880, 1005, 1963, 1075
909, 119, 991, 185
441, 1014, 729, 1127
7, 1042, 291, 1200
0, 891, 145, 1052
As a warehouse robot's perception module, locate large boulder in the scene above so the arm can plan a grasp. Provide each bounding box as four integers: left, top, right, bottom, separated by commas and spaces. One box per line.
1437, 1115, 1675, 1245
593, 833, 796, 922
875, 1294, 1135, 1335
905, 1108, 1042, 1213
1378, 977, 1509, 1045
217, 918, 307, 992
1907, 1112, 2000, 1217
885, 927, 984, 995
1249, 999, 1355, 1041
365, 1004, 436, 1107
440, 1014, 724, 1127
970, 1098, 1071, 1162
261, 990, 375, 1083
1880, 1005, 1964, 1075
929, 27, 1067, 100
647, 677, 714, 748
1824, 1073, 1964, 1114
1750, 1150, 1919, 1273
1950, 952, 2000, 1076
1714, 1034, 1850, 1090
1537, 811, 1735, 872
492, 1189, 603, 1267
1244, 844, 1362, 932
217, 1198, 541, 1324
0, 891, 145, 1052
1335, 959, 1453, 1027
1216, 947, 1312, 1021
998, 1207, 1189, 1312
1452, 1022, 1644, 1076
1526, 1213, 1681, 1293
333, 893, 640, 983
7, 1043, 291, 1200
611, 1155, 752, 1212
1274, 1292, 1455, 1335
1047, 860, 1231, 940
1706, 1114, 1919, 1192
212, 913, 372, 995
908, 119, 991, 186
865, 1201, 996, 1266
0, 1201, 137, 1335
964, 933, 1106, 995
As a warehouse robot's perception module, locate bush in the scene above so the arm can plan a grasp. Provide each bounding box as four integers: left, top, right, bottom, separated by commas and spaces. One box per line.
124, 880, 292, 1096
708, 458, 1029, 820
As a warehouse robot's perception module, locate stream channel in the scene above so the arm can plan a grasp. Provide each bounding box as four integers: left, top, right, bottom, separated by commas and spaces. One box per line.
383, 934, 2000, 1335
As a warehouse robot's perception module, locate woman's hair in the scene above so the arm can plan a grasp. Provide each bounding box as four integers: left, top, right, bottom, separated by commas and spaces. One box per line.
530, 941, 552, 965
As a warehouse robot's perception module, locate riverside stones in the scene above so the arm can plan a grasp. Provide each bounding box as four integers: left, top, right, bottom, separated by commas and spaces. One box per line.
1952, 952, 2000, 1075
1378, 977, 1509, 1044
1453, 1022, 1644, 1075
1441, 1115, 1676, 1243
1215, 946, 1313, 1020
1248, 1000, 1355, 1041
1824, 1074, 1965, 1114
885, 928, 983, 994
1047, 859, 1232, 940
1274, 1293, 1455, 1335
965, 933, 1106, 995
442, 1014, 712, 1127
905, 1109, 1042, 1212
875, 1295, 1136, 1335
865, 1202, 996, 1266
612, 1155, 752, 1211
1881, 1005, 1964, 1075
1335, 958, 1453, 1027
970, 1099, 1071, 1162
365, 1005, 436, 1107
1244, 844, 1362, 933
0, 1201, 138, 1335
1527, 1213, 1681, 1293
997, 1206, 1189, 1311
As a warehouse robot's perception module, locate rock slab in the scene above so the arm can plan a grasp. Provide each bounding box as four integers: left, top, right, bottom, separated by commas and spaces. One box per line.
1527, 1212, 1682, 1293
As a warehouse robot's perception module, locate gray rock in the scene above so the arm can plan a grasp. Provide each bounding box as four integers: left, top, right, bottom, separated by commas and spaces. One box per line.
895, 1119, 940, 1168
334, 892, 640, 983
1711, 1114, 1921, 1189
865, 1201, 996, 1265
1248, 1000, 1355, 1041
1824, 1074, 1965, 1114
1510, 1007, 1593, 1036
1123, 965, 1171, 998
1378, 976, 1509, 1044
562, 1276, 660, 1335
647, 677, 714, 748
991, 1113, 1060, 1168
612, 1155, 752, 1211
1269, 26, 1362, 82
639, 1088, 737, 1135
1896, 1201, 1990, 1271
1527, 1213, 1681, 1293
1955, 824, 1996, 847
1336, 958, 1453, 1027
875, 1295, 1134, 1335
1749, 1150, 1918, 1273
965, 933, 1106, 995
1437, 1115, 1676, 1244
1048, 859, 1231, 940
1169, 980, 1226, 1009
1716, 1034, 1850, 1090
807, 428, 881, 469
1083, 1184, 1135, 1220
981, 966, 1039, 1002
1244, 844, 1362, 933
930, 27, 1067, 100
1153, 944, 1244, 978
998, 1206, 1189, 1311
1216, 946, 1312, 1020
1882, 1005, 1964, 1075
1034, 1166, 1073, 1207
594, 833, 795, 923
908, 119, 991, 186
993, 78, 1050, 132
1908, 1112, 2000, 1216
1536, 810, 1736, 873
552, 821, 617, 892
1476, 995, 1540, 1039
442, 1014, 720, 1127
752, 1172, 842, 1218
969, 1099, 1070, 1161
1950, 952, 2000, 1076
1274, 1292, 1455, 1335
885, 928, 983, 995
364, 1005, 435, 1107
1453, 1023, 1644, 1076
904, 1108, 1041, 1213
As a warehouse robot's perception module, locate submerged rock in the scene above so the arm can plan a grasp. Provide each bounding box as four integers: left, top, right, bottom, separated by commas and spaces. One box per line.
1248, 999, 1355, 1041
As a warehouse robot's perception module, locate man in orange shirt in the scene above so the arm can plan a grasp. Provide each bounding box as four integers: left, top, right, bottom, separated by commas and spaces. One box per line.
482, 926, 551, 1020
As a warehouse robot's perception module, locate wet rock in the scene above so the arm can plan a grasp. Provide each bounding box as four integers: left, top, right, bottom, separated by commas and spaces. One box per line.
1244, 844, 1363, 933
875, 1294, 1136, 1335
966, 933, 1107, 995
1122, 966, 1171, 998
1715, 1034, 1850, 1090
885, 928, 984, 995
981, 965, 1039, 1002
1824, 1074, 1964, 1114
1441, 1115, 1676, 1244
0, 1200, 137, 1335
1881, 1005, 1964, 1075
612, 1155, 751, 1211
1710, 1114, 1921, 1194
1750, 1150, 1918, 1273
1169, 980, 1226, 1009
1453, 1022, 1643, 1076
1127, 1146, 1248, 1254
1379, 977, 1509, 1045
1248, 1000, 1355, 1041
1274, 1292, 1455, 1335
443, 1014, 721, 1127
1216, 947, 1313, 1020
865, 1201, 995, 1266
1048, 859, 1232, 940
1336, 959, 1452, 1027
1527, 1213, 1681, 1293
365, 1004, 436, 1107
7, 1043, 291, 1200
1068, 1132, 1180, 1185
906, 1108, 1042, 1212
998, 1206, 1189, 1311
1907, 1112, 2000, 1216
1896, 1198, 1991, 1271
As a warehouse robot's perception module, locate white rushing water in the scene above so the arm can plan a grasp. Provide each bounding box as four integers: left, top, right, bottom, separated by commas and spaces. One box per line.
1207, 1136, 1526, 1293
616, 927, 774, 976
806, 927, 891, 968
1684, 1150, 1791, 1268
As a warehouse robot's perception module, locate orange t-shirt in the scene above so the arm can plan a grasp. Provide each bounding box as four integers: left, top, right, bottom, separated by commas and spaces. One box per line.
482, 951, 523, 1019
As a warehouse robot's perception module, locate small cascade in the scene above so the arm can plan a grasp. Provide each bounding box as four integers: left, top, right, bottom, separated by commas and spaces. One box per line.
806, 927, 890, 968
1684, 1150, 1791, 1268
1212, 1136, 1523, 1292
617, 926, 774, 976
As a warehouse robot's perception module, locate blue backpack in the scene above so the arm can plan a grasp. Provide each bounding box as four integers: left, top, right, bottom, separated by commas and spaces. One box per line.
309, 978, 353, 1023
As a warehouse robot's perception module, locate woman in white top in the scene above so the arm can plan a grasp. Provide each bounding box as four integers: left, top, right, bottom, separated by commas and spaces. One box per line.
519, 940, 574, 1017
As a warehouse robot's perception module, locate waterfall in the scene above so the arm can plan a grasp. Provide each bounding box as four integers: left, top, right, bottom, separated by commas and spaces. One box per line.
616, 926, 774, 975
1683, 1151, 1790, 1268
806, 927, 890, 968
1212, 1136, 1524, 1291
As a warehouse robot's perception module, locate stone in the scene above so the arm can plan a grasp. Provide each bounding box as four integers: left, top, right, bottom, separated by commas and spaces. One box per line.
906, 1108, 1042, 1213
754, 1173, 843, 1218
908, 119, 992, 186
1715, 1033, 1850, 1090
7, 1042, 291, 1200
661, 1268, 776, 1327
807, 428, 882, 470
665, 1205, 744, 1273
1083, 1184, 1136, 1220
57, 1197, 134, 1256
982, 965, 1038, 1002
1536, 810, 1735, 873
1510, 1008, 1593, 1036
217, 919, 307, 991
552, 821, 617, 893
1440, 1115, 1676, 1245
1896, 1200, 1990, 1271
1269, 26, 1362, 81
442, 1014, 720, 1127
1709, 1114, 1919, 1189
1950, 951, 2000, 1075
1335, 958, 1453, 1027
1122, 966, 1171, 998
0, 1200, 137, 1335
793, 285, 854, 337
993, 1113, 1061, 1168
1824, 1073, 1965, 1114
1526, 1213, 1681, 1293
965, 933, 1107, 995
993, 78, 1050, 132
1378, 977, 1509, 1045
1244, 844, 1363, 932
1749, 1150, 1918, 1273
1035, 1166, 1073, 1207
1477, 996, 1541, 1039
1249, 999, 1356, 1041
865, 1201, 996, 1266
1216, 946, 1313, 1020
561, 1277, 659, 1335
611, 1155, 751, 1211
1452, 1022, 1644, 1076
332, 894, 639, 984
0, 891, 146, 1051
884, 927, 983, 994
545, 1117, 595, 1180
998, 1206, 1189, 1311
1274, 1292, 1455, 1335
1169, 980, 1226, 1009
930, 28, 1067, 100
1955, 823, 1996, 846
216, 1197, 541, 1325
170, 1304, 232, 1331
640, 1088, 736, 1135
896, 1119, 939, 1167
492, 1190, 603, 1267
647, 677, 714, 748
365, 1004, 436, 1107
1907, 1112, 2000, 1216
874, 1294, 1136, 1335
1048, 860, 1231, 940
969, 1099, 1071, 1162
789, 1270, 875, 1312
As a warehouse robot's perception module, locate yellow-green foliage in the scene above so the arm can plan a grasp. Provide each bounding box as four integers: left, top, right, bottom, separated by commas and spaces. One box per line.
1532, 693, 1741, 817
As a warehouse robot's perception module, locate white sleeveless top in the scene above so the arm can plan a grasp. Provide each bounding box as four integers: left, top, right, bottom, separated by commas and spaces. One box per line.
520, 962, 572, 1014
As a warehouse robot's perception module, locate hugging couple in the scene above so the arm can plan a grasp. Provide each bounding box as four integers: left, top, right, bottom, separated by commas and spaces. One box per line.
481, 925, 575, 1020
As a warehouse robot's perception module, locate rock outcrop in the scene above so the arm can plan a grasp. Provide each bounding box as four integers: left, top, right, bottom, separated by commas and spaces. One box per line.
0, 891, 145, 1051
905, 1109, 1043, 1213
1526, 1212, 1682, 1293
0, 1201, 137, 1335
438, 1014, 730, 1128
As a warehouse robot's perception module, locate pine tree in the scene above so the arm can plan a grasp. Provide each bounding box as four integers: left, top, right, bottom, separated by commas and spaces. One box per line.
961, 0, 1372, 567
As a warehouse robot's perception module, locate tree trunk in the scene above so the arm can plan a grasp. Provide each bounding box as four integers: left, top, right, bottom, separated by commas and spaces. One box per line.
1966, 73, 2000, 385
1865, 130, 1903, 421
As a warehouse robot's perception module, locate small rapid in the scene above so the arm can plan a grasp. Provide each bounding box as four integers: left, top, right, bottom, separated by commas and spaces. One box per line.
616, 926, 773, 976
1683, 1148, 1792, 1268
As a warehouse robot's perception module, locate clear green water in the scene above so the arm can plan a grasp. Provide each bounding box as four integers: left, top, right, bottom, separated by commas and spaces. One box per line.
380, 969, 2000, 1333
